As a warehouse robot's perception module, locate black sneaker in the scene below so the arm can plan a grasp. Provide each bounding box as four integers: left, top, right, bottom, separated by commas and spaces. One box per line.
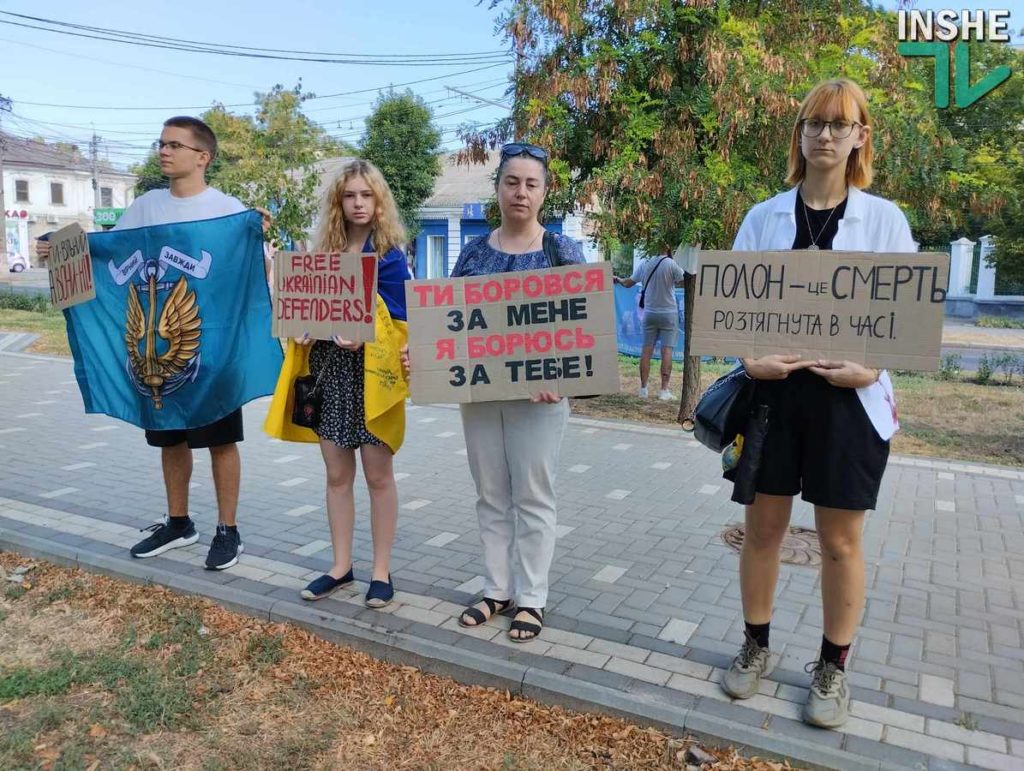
130, 517, 198, 558
205, 524, 243, 570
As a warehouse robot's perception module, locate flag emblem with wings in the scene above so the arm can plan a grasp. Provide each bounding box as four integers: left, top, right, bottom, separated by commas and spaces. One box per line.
125, 261, 202, 409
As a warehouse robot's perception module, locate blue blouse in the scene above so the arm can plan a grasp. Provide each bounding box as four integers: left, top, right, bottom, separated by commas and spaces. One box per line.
363, 236, 411, 322
451, 232, 585, 278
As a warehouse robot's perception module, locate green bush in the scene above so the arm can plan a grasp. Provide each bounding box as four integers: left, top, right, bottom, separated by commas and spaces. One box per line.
993, 353, 1023, 384
976, 316, 1024, 329
937, 353, 962, 381
976, 354, 994, 385
0, 292, 52, 313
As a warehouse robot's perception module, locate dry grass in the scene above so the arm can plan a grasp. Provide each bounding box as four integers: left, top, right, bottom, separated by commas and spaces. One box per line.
0, 308, 68, 355
570, 358, 1024, 467
0, 552, 795, 771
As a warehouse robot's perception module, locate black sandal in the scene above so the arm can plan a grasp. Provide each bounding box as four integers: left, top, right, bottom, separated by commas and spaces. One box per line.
509, 607, 544, 642
459, 597, 513, 628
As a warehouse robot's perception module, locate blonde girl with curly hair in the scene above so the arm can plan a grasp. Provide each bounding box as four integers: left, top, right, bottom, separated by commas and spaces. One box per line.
289, 159, 412, 608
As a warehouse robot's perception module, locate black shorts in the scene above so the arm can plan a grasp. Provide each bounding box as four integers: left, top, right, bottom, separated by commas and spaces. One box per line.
750, 370, 889, 511
145, 409, 244, 449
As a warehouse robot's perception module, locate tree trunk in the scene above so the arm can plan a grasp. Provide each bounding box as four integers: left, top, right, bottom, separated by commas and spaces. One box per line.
678, 270, 701, 426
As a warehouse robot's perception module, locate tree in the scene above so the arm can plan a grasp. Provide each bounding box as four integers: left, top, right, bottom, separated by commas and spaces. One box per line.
360, 90, 442, 238
131, 152, 166, 195
205, 83, 349, 247
465, 0, 1009, 418
131, 83, 350, 246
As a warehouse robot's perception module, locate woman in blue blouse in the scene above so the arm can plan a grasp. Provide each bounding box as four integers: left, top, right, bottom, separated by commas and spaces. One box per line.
450, 143, 585, 642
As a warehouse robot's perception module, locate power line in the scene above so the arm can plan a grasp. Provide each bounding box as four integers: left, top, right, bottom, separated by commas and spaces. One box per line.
0, 11, 511, 60
0, 13, 512, 66
11, 62, 511, 111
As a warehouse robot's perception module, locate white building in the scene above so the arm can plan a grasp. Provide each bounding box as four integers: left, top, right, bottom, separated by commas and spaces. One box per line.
2, 132, 136, 265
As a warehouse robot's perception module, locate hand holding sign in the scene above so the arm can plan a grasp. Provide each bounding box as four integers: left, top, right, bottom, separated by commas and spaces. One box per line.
693, 250, 949, 371
273, 251, 378, 342
47, 223, 96, 310
808, 359, 878, 389
741, 354, 815, 380
405, 263, 619, 403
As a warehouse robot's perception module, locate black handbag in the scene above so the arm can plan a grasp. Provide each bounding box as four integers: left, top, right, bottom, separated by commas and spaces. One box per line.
291, 367, 326, 429
693, 364, 755, 452
724, 403, 770, 505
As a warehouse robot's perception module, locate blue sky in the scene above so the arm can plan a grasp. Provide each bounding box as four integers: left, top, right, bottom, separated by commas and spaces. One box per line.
1, 1, 1019, 169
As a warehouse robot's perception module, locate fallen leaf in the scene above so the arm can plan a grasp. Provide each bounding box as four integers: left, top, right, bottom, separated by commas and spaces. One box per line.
88, 724, 107, 739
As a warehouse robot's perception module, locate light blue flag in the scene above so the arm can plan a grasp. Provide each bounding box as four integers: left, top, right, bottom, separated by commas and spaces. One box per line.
65, 210, 284, 430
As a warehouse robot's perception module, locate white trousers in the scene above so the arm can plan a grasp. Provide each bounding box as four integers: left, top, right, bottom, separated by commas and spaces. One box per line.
460, 399, 569, 608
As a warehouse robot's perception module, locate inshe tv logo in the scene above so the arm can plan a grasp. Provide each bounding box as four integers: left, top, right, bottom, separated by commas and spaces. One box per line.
897, 9, 1014, 108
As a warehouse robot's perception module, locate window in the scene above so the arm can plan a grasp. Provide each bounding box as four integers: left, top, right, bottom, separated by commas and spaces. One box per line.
50, 182, 64, 205
14, 180, 29, 202
100, 187, 113, 207
427, 235, 446, 279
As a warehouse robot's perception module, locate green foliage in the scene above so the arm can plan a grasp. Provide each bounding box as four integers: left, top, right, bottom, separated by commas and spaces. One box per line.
937, 353, 962, 382
245, 632, 286, 667
132, 151, 167, 195
976, 354, 994, 385
360, 90, 442, 238
0, 291, 53, 313
992, 352, 1023, 384
131, 83, 350, 247
0, 644, 200, 730
976, 316, 1024, 329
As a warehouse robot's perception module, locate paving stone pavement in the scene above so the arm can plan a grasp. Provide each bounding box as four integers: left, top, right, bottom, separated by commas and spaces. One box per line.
1, 350, 1023, 770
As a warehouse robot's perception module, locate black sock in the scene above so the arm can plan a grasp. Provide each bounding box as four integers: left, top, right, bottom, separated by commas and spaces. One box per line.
167, 515, 191, 530
745, 621, 770, 649
821, 635, 851, 671
221, 524, 238, 532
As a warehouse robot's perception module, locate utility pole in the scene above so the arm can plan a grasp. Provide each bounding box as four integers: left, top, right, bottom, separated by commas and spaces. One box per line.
0, 94, 12, 273
90, 130, 101, 212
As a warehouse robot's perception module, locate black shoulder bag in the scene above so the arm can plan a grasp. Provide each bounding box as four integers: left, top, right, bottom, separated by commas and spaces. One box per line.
638, 256, 670, 309
692, 364, 755, 452
541, 230, 561, 268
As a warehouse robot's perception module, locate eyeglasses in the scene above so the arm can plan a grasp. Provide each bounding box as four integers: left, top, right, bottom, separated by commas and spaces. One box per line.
153, 140, 206, 153
799, 119, 861, 139
500, 142, 549, 164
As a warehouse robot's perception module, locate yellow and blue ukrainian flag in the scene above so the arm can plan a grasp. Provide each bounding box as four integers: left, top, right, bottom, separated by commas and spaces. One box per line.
264, 245, 409, 453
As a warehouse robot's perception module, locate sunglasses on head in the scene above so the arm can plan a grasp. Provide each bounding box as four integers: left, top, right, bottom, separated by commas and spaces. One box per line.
500, 142, 549, 164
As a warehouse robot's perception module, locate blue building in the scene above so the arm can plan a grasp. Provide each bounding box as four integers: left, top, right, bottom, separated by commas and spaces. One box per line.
413, 153, 592, 279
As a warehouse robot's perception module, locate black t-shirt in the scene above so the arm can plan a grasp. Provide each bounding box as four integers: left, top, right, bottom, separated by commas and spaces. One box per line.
792, 190, 848, 250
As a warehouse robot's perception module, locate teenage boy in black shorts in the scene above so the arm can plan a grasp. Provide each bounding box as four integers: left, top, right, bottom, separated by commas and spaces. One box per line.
116, 116, 249, 570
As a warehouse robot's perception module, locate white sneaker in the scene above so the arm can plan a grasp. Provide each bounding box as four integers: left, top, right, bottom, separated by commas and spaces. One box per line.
658, 389, 673, 401
638, 386, 649, 398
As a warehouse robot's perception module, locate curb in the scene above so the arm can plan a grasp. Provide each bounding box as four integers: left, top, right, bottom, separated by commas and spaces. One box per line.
1, 528, 908, 771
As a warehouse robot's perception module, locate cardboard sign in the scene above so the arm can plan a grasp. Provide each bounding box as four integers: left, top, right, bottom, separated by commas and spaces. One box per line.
47, 223, 96, 309
272, 251, 377, 341
406, 262, 620, 403
691, 250, 950, 371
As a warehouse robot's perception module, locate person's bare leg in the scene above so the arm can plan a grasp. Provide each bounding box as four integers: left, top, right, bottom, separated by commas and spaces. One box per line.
361, 444, 398, 582
660, 345, 673, 390
815, 506, 867, 646
739, 494, 794, 624
209, 443, 240, 526
320, 440, 357, 579
162, 443, 192, 518
639, 345, 654, 389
